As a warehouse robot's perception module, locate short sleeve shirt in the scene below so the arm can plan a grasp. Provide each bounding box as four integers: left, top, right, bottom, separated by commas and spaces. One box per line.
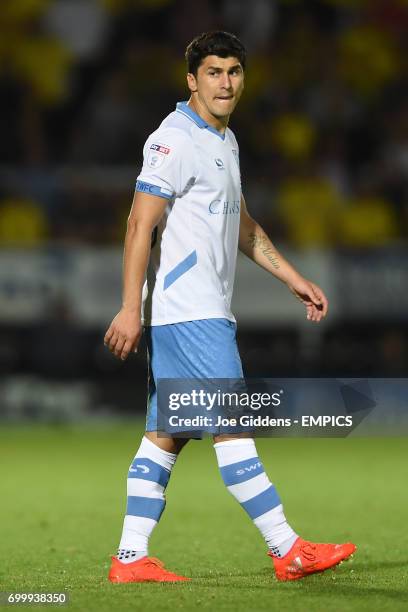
136, 101, 241, 326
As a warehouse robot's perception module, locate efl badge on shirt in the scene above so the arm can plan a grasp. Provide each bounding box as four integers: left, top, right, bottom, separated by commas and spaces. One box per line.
147, 143, 170, 168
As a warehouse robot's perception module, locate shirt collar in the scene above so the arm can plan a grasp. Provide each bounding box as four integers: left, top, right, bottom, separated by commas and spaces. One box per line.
176, 101, 226, 140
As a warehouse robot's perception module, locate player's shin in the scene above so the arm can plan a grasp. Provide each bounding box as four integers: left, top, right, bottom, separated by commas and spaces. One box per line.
214, 438, 298, 558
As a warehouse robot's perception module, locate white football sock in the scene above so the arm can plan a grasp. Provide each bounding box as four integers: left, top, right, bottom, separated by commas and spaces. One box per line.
118, 436, 177, 562
214, 438, 298, 558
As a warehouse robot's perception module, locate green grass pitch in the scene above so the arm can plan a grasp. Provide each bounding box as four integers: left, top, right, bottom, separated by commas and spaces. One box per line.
1, 424, 407, 611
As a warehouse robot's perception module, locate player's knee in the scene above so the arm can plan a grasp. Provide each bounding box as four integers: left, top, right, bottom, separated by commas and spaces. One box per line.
144, 431, 189, 454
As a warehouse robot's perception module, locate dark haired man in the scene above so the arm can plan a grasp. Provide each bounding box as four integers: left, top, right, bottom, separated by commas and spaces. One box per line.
105, 31, 356, 583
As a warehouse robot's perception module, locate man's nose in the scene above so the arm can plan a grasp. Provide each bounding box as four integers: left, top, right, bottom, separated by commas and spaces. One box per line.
220, 73, 232, 89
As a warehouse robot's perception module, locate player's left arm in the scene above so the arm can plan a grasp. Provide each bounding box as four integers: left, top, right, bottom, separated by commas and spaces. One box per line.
238, 194, 328, 322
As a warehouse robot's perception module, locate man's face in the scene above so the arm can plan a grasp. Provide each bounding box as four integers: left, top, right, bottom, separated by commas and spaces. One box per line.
187, 55, 244, 120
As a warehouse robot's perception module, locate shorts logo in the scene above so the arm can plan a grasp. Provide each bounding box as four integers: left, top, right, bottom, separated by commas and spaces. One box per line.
147, 143, 170, 168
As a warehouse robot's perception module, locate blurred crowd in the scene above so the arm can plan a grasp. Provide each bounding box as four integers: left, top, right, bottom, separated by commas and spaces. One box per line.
0, 0, 407, 249
0, 0, 407, 404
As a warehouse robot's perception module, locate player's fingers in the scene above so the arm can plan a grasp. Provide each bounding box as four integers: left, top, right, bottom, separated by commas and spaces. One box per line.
131, 334, 141, 353
314, 304, 323, 322
311, 284, 329, 317
120, 339, 134, 361
113, 335, 126, 358
319, 293, 329, 317
106, 331, 119, 352
306, 304, 314, 320
309, 286, 322, 308
104, 327, 114, 346
307, 304, 320, 322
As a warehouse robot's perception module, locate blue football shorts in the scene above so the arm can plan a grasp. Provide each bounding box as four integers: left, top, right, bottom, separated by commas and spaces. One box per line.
144, 318, 244, 433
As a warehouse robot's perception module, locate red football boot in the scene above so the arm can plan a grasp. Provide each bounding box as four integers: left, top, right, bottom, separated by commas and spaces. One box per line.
108, 556, 190, 583
269, 537, 356, 581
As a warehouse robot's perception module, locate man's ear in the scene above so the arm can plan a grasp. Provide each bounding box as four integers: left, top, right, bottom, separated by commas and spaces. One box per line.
187, 72, 197, 93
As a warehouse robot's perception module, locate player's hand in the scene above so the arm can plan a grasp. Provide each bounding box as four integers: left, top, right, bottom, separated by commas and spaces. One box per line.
104, 308, 142, 360
286, 277, 328, 322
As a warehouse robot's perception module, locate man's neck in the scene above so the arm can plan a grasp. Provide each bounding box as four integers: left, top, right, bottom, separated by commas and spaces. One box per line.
187, 96, 229, 135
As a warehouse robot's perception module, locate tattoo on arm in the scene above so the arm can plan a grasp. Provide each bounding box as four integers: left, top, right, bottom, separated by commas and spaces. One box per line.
248, 232, 280, 269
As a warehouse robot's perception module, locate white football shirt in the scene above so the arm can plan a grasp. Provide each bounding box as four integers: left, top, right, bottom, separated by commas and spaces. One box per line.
136, 101, 242, 326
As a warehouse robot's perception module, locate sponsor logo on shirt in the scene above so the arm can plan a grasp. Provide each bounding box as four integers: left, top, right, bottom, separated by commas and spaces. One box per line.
136, 180, 172, 197
209, 199, 240, 215
150, 144, 170, 155
214, 158, 225, 170
147, 143, 170, 168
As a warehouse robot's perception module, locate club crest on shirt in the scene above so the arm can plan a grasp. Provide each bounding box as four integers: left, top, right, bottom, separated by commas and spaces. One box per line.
147, 143, 170, 168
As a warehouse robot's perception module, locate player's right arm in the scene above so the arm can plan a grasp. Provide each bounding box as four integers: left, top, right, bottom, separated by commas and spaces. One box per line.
104, 191, 167, 361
